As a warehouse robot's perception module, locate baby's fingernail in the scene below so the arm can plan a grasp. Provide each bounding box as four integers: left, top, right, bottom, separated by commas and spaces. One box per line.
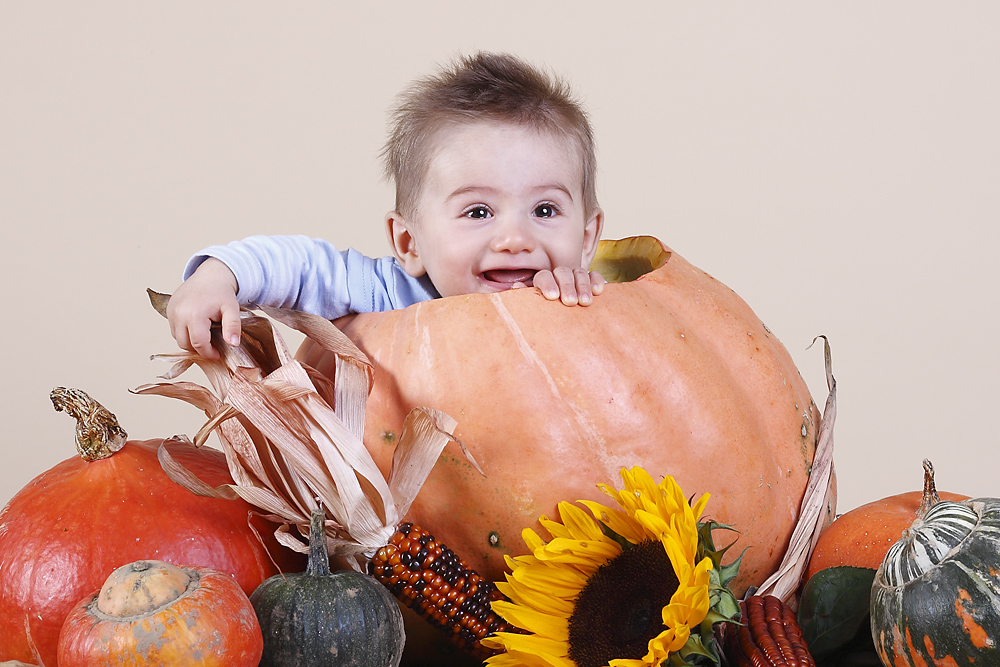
228, 335, 240, 346
580, 294, 591, 305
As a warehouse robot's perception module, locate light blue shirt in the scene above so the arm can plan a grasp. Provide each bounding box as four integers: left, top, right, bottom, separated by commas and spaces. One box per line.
183, 235, 440, 320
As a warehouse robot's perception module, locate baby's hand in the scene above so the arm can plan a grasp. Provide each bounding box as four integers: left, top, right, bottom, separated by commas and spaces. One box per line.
166, 258, 241, 360
521, 267, 605, 306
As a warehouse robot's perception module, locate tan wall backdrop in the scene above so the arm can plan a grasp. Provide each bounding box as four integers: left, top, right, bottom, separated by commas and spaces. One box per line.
2, 3, 998, 517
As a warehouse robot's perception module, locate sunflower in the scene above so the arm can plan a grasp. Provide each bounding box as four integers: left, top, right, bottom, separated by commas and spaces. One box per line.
481, 467, 741, 667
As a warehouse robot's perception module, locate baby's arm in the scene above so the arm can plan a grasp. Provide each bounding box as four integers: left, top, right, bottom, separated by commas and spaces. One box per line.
166, 258, 241, 360
527, 268, 605, 306
165, 236, 439, 359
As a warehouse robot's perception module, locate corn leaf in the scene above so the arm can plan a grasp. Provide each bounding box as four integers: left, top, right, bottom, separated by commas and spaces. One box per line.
138, 292, 469, 567
755, 336, 838, 604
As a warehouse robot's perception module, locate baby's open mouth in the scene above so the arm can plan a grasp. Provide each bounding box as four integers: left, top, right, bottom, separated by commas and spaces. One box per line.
482, 269, 537, 286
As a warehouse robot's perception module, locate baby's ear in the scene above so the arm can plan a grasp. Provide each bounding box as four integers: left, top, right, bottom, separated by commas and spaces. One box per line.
385, 211, 426, 277
581, 207, 605, 268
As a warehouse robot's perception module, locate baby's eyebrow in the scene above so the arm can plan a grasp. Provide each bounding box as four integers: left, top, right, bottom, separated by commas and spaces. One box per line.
446, 185, 499, 201
446, 184, 575, 201
531, 183, 575, 201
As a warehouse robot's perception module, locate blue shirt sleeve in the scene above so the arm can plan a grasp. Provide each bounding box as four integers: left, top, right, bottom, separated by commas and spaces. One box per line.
182, 235, 439, 320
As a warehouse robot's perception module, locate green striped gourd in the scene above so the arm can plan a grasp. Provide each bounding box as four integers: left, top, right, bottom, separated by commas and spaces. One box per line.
870, 467, 1000, 665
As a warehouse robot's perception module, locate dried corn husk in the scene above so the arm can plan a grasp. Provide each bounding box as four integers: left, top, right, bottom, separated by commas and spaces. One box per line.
137, 290, 475, 569
754, 336, 837, 605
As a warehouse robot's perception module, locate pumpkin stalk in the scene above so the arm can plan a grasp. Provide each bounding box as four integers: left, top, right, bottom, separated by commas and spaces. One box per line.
916, 458, 940, 518
307, 505, 332, 578
50, 387, 127, 461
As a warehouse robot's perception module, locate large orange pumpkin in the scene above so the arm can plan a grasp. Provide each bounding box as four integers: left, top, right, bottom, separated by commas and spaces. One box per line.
0, 389, 303, 667
298, 236, 835, 595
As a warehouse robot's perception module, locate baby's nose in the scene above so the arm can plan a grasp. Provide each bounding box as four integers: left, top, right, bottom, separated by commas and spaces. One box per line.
490, 216, 536, 253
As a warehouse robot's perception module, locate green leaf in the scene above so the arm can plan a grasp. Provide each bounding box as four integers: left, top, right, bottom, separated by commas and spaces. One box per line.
798, 566, 876, 660
599, 522, 632, 552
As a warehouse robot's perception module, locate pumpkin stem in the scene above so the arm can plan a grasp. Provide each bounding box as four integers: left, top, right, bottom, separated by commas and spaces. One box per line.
916, 458, 941, 518
50, 387, 128, 461
307, 504, 332, 578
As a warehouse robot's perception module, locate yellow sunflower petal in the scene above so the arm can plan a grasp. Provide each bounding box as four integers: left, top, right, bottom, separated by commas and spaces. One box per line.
534, 536, 620, 567
578, 500, 647, 544
538, 514, 572, 540
510, 561, 590, 597
646, 626, 688, 662
506, 553, 547, 571
492, 600, 569, 641
523, 527, 547, 553
624, 466, 660, 501
492, 631, 571, 659
484, 652, 524, 667
483, 637, 575, 667
690, 491, 710, 520
596, 481, 625, 506
633, 508, 672, 541
496, 576, 575, 617
503, 648, 577, 667
556, 502, 607, 542
661, 533, 696, 583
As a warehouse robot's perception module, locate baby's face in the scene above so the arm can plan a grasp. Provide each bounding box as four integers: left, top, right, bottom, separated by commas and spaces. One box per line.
388, 121, 602, 298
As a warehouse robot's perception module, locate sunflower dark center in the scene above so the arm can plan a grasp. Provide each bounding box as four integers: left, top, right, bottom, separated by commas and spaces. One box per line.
567, 539, 680, 667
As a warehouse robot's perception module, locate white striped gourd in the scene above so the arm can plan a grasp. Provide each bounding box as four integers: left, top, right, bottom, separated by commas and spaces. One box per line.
871, 484, 1000, 665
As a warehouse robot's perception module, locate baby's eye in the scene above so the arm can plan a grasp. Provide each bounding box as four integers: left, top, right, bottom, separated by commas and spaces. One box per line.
464, 206, 492, 219
533, 203, 558, 218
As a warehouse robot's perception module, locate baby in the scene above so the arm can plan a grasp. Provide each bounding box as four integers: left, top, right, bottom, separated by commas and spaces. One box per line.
168, 52, 606, 359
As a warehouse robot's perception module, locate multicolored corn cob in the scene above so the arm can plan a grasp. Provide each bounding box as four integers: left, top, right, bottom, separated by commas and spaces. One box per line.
724, 595, 817, 667
368, 522, 518, 659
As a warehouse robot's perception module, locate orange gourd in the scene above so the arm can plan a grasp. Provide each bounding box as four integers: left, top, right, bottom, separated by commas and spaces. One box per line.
0, 389, 303, 666
57, 560, 263, 666
298, 236, 835, 594
804, 460, 967, 582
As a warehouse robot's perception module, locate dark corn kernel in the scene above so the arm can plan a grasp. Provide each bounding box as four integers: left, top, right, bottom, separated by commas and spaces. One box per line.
369, 522, 518, 659
723, 595, 817, 667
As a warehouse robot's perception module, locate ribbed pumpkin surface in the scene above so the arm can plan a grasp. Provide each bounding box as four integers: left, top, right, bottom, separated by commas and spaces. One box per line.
298, 236, 833, 595
871, 499, 1000, 664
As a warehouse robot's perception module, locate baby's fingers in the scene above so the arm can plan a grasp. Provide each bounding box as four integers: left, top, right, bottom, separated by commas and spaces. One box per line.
187, 320, 220, 360
219, 301, 242, 348
590, 271, 605, 296
532, 270, 559, 300
551, 267, 592, 306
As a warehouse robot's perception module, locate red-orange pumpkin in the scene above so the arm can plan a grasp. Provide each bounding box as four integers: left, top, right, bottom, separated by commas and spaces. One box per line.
298, 236, 834, 595
804, 460, 967, 582
58, 560, 262, 666
0, 389, 304, 667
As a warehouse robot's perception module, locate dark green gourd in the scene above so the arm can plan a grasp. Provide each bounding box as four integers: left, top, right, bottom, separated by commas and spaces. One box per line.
250, 506, 405, 667
871, 462, 1000, 666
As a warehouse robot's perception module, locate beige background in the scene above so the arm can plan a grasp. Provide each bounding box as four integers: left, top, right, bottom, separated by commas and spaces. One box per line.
2, 3, 998, 516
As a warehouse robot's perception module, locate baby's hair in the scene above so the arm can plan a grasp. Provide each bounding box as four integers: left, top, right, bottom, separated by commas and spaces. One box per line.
382, 52, 597, 218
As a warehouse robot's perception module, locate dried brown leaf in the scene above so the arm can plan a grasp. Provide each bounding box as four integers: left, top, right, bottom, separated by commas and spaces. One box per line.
756, 336, 837, 604
141, 300, 461, 564
156, 438, 241, 501
388, 408, 460, 520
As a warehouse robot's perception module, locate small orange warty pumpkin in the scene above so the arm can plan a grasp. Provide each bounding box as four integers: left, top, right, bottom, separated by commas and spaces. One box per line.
298, 236, 835, 595
57, 560, 263, 666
